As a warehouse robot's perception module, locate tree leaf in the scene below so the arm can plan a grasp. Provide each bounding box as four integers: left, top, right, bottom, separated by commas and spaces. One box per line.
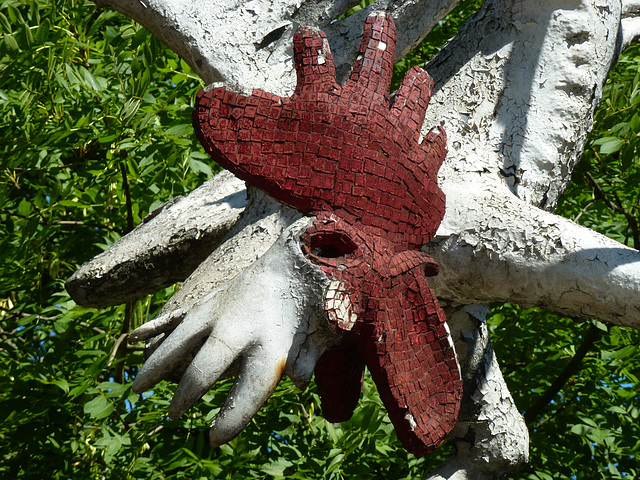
630, 112, 640, 133
189, 158, 213, 176
599, 138, 625, 155
165, 124, 192, 137
84, 396, 114, 419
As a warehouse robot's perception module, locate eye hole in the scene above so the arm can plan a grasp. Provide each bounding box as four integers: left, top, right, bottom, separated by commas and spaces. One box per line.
306, 231, 358, 258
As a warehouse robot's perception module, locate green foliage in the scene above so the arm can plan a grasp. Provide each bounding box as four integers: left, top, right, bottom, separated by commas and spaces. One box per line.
0, 0, 216, 478
1, 1, 639, 479
489, 306, 640, 480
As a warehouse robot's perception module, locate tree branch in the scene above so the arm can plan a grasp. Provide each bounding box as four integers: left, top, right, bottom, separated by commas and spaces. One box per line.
424, 0, 624, 211
585, 172, 628, 216
107, 332, 129, 371
574, 200, 596, 223
92, 0, 461, 93
112, 301, 134, 383
119, 162, 134, 234
65, 171, 246, 307
0, 208, 123, 234
77, 321, 106, 336
621, 0, 640, 52
425, 179, 640, 330
622, 17, 640, 51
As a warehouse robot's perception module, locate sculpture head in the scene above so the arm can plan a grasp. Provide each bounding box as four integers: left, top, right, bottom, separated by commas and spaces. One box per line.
130, 12, 460, 457
191, 13, 462, 455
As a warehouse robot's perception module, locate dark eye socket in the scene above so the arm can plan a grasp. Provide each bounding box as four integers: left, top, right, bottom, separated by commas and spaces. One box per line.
305, 231, 358, 258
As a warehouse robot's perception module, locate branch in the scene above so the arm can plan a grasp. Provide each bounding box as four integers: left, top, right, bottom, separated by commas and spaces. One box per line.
424, 178, 640, 330
54, 220, 123, 233
66, 170, 246, 307
113, 301, 134, 383
0, 208, 123, 234
585, 172, 628, 216
622, 17, 640, 51
415, 0, 640, 331
93, 0, 461, 92
107, 332, 129, 370
77, 321, 106, 336
574, 200, 596, 223
425, 0, 625, 210
585, 172, 640, 249
621, 0, 640, 51
119, 162, 134, 234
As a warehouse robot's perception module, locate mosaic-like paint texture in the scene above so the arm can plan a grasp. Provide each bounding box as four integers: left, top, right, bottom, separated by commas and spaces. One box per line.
193, 13, 462, 455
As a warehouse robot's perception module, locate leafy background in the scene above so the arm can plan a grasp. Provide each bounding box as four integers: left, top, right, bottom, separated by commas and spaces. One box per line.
0, 0, 638, 478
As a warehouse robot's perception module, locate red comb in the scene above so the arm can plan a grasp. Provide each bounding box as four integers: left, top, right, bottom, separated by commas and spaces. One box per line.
193, 14, 446, 251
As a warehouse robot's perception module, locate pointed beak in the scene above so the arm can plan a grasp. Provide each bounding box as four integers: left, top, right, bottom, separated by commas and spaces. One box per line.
130, 217, 341, 446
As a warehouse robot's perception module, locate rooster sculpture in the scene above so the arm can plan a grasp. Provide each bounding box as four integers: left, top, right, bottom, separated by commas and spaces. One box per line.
132, 13, 462, 456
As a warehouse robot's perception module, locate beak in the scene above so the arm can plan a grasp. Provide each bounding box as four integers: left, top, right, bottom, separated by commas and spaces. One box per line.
130, 217, 341, 446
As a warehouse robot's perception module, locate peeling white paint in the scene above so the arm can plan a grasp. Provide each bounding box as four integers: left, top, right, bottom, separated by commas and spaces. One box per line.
405, 412, 418, 431
426, 0, 621, 210
325, 280, 358, 331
